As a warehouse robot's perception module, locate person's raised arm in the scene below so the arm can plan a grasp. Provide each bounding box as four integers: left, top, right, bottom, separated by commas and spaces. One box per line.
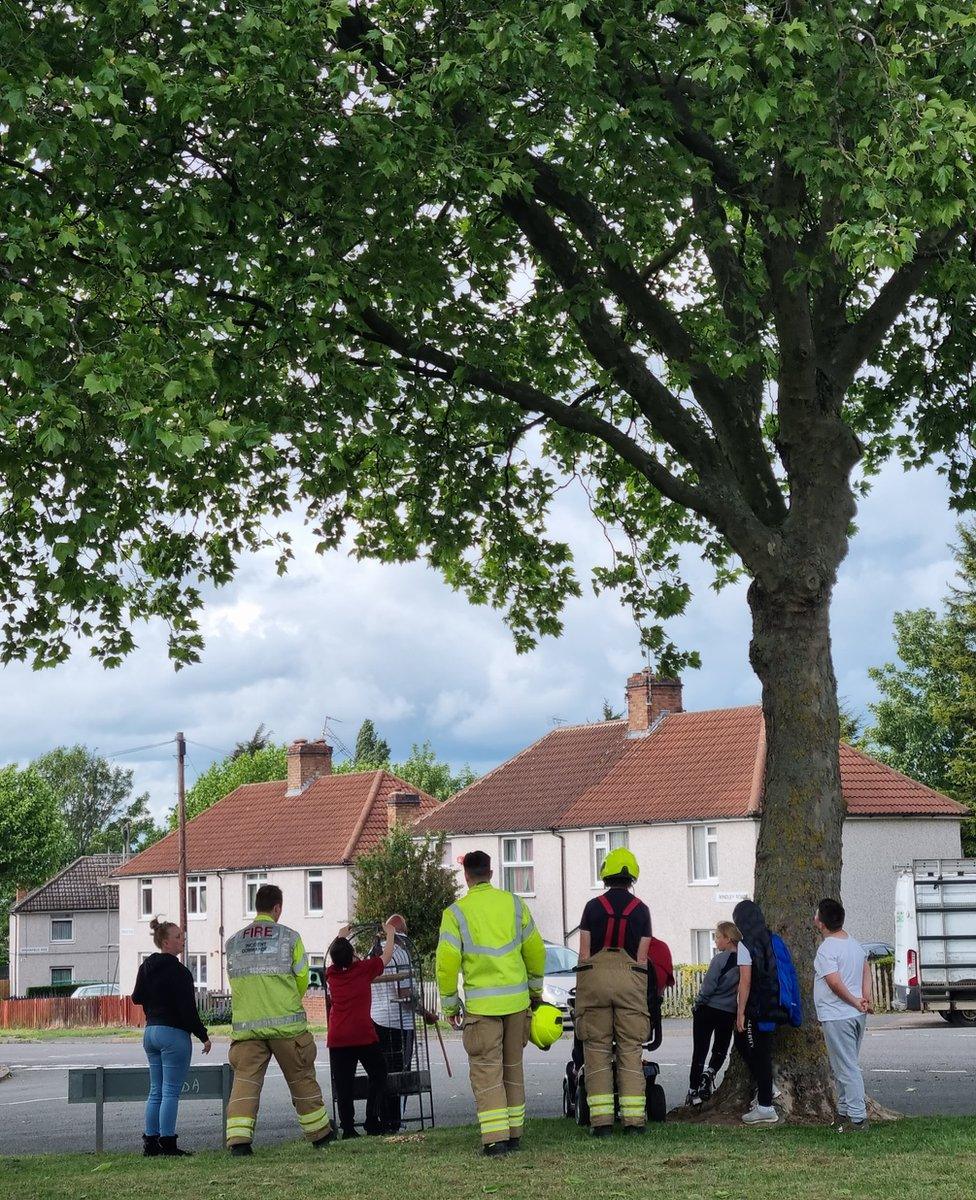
380, 919, 397, 966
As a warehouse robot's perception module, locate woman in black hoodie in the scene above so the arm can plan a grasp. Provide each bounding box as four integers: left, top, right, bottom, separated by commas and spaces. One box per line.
132, 918, 211, 1156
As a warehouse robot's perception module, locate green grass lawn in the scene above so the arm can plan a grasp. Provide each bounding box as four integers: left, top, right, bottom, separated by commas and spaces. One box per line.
3, 1118, 976, 1200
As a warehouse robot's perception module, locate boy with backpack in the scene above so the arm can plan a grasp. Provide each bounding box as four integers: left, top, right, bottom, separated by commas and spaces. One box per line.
813, 898, 872, 1132
732, 899, 803, 1126
686, 921, 740, 1107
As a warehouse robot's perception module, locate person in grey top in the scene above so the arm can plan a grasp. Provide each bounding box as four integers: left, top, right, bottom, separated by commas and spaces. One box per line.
687, 921, 741, 1106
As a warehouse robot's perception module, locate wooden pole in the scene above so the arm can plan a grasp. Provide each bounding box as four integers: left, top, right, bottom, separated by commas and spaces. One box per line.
177, 732, 188, 966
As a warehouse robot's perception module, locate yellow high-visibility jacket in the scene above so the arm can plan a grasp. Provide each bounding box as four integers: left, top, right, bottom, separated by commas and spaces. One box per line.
436, 883, 546, 1016
226, 916, 309, 1040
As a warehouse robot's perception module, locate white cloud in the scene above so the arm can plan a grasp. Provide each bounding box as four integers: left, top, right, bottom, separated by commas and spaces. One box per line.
0, 456, 961, 819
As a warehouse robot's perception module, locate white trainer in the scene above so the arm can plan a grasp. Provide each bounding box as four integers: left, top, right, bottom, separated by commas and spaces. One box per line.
742, 1105, 779, 1125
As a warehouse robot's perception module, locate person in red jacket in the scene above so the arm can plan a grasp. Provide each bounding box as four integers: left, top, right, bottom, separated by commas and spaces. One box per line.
326, 919, 397, 1138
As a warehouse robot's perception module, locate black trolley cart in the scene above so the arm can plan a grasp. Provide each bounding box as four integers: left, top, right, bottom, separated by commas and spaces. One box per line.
325, 924, 436, 1132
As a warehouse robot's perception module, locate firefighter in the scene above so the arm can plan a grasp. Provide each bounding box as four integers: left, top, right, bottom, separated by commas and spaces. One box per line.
436, 850, 546, 1157
224, 883, 335, 1155
575, 847, 652, 1136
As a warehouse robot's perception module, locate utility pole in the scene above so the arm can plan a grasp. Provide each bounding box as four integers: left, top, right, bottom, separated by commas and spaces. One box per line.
176, 731, 188, 966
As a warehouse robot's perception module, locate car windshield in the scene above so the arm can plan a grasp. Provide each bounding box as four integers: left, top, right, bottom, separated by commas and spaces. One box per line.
545, 946, 579, 974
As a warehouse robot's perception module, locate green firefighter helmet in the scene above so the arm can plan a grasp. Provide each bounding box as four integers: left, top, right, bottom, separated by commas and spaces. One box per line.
599, 846, 640, 883
529, 1003, 564, 1051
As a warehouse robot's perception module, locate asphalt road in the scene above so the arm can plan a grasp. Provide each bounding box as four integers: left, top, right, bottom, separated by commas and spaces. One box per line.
1, 1014, 974, 1156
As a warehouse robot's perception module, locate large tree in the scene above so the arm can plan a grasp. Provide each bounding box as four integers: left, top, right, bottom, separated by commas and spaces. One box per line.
4, 3, 976, 1115
31, 744, 161, 857
353, 718, 391, 767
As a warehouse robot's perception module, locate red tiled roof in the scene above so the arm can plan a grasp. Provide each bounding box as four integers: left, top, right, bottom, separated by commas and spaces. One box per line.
416, 706, 966, 835
114, 771, 440, 876
412, 720, 632, 835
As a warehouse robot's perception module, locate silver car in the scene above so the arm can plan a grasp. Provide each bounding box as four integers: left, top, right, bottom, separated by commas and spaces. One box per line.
540, 942, 579, 1027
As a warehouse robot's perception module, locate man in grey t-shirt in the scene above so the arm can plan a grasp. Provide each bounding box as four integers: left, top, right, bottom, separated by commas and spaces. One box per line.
813, 897, 873, 1131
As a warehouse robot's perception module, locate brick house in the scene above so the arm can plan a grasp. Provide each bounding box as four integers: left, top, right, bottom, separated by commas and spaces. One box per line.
9, 854, 122, 995
413, 671, 966, 964
112, 739, 439, 993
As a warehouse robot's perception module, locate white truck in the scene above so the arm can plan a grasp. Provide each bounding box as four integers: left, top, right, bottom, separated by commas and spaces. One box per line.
894, 859, 976, 1025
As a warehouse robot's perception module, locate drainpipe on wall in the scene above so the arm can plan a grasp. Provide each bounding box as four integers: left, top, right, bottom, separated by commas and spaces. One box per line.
217, 871, 226, 992
550, 828, 568, 944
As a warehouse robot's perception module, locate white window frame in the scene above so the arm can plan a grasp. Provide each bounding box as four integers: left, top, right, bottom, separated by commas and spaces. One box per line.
139, 878, 153, 919
692, 929, 715, 964
307, 870, 324, 915
501, 836, 535, 896
591, 830, 629, 889
51, 966, 73, 986
187, 875, 207, 918
244, 872, 267, 916
50, 916, 74, 943
187, 953, 208, 988
689, 824, 719, 884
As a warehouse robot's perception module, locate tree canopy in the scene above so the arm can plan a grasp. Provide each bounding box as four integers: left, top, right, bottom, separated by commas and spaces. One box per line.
31, 744, 161, 857
353, 718, 391, 767
3, 2, 976, 669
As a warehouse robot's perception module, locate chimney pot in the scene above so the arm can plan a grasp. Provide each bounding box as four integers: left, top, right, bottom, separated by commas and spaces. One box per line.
626, 670, 683, 736
387, 790, 421, 831
287, 738, 333, 794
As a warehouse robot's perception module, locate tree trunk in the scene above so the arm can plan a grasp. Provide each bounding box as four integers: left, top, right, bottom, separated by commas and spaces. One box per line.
707, 578, 844, 1123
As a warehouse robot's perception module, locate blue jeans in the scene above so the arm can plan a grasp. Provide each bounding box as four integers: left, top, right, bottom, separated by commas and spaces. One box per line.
144, 1025, 192, 1137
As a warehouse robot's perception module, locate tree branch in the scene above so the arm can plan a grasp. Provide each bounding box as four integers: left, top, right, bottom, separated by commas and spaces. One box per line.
830, 226, 961, 390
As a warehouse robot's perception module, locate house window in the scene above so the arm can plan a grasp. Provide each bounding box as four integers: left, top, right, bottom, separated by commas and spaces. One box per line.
692, 929, 715, 964
690, 825, 719, 883
51, 967, 73, 986
50, 917, 74, 943
591, 830, 629, 888
501, 837, 534, 895
187, 875, 207, 917
307, 870, 324, 914
187, 954, 208, 988
140, 878, 153, 918
245, 872, 267, 916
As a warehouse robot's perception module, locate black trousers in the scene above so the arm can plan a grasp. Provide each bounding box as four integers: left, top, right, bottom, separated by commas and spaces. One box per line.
733, 1019, 774, 1106
329, 1043, 388, 1133
689, 1005, 736, 1090
373, 1023, 414, 1131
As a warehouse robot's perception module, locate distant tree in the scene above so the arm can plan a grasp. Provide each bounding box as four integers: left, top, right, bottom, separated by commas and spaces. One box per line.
932, 524, 976, 817
837, 701, 863, 746
353, 719, 391, 767
31, 745, 159, 859
176, 744, 288, 824
353, 825, 459, 959
335, 739, 477, 800
0, 766, 69, 966
601, 699, 623, 721
232, 724, 273, 760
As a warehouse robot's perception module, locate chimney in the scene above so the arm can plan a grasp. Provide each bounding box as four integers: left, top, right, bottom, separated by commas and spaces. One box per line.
626, 670, 683, 736
15, 887, 29, 903
286, 739, 333, 795
387, 790, 421, 831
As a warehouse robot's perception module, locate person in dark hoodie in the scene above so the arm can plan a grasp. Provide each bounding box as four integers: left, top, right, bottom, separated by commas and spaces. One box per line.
132, 918, 211, 1156
686, 921, 740, 1107
732, 899, 781, 1126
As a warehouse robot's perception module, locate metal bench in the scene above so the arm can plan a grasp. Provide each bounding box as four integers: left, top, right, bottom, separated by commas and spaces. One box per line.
67, 1064, 233, 1152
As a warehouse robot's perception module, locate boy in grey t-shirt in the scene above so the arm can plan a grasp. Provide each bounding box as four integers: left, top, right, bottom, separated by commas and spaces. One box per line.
813, 897, 872, 1131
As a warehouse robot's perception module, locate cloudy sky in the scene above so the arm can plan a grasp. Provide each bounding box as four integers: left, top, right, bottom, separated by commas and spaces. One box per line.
0, 454, 959, 821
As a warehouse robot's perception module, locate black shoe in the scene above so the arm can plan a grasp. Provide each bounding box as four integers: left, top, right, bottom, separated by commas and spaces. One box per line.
589, 1125, 613, 1139
341, 1129, 360, 1140
686, 1089, 702, 1108
483, 1141, 510, 1157
312, 1129, 337, 1149
230, 1143, 253, 1157
158, 1136, 192, 1157
142, 1134, 160, 1157
506, 1137, 521, 1151
622, 1124, 646, 1136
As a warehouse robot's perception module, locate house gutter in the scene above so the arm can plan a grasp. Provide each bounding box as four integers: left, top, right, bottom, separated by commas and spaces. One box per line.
217, 870, 226, 991
550, 828, 569, 944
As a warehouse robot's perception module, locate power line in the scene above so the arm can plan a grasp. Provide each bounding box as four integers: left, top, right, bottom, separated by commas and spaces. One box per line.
103, 738, 175, 759
185, 738, 233, 757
